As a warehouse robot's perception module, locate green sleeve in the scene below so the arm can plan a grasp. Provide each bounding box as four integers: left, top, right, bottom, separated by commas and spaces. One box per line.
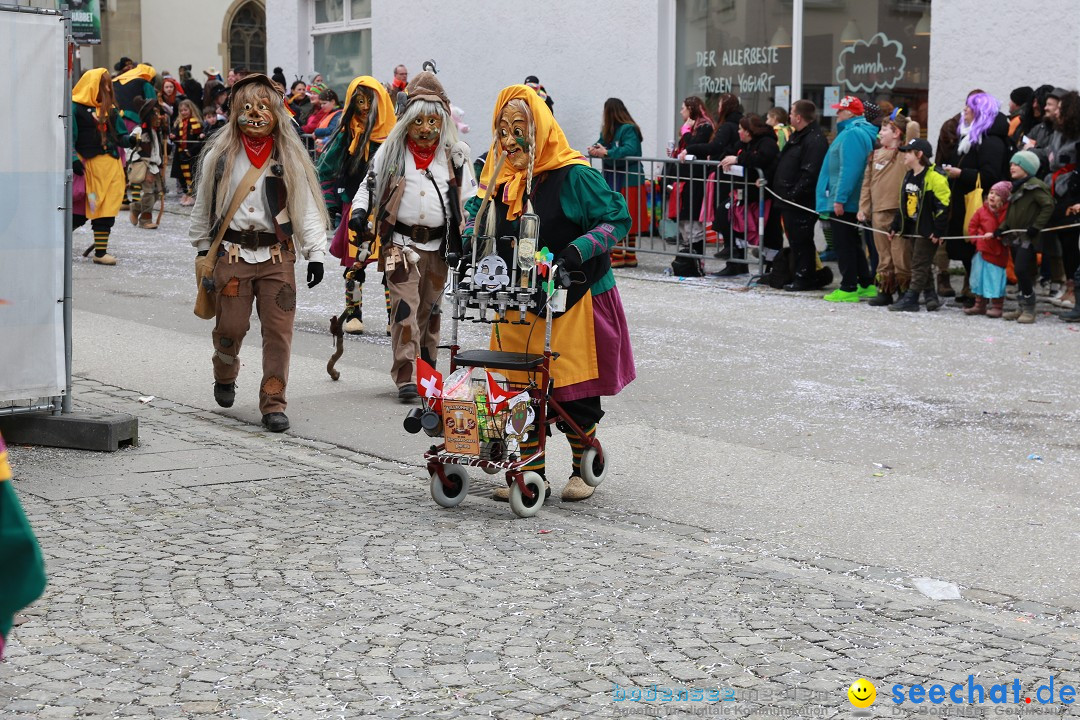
142, 82, 157, 101
560, 164, 631, 261
463, 194, 483, 238
114, 112, 135, 148
605, 124, 642, 160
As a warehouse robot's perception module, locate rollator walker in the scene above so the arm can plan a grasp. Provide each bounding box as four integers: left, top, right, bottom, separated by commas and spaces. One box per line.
402, 200, 610, 518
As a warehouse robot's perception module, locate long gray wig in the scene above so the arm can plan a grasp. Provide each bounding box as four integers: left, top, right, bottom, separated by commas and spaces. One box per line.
372, 99, 459, 203
193, 81, 329, 233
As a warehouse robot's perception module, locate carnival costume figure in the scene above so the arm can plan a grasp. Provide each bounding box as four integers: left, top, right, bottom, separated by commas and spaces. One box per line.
466, 85, 636, 501
188, 74, 330, 432
317, 76, 396, 335
128, 98, 168, 230
349, 71, 477, 400
72, 68, 140, 265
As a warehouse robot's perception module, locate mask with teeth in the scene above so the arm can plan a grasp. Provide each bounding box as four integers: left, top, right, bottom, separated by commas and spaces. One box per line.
234, 88, 276, 139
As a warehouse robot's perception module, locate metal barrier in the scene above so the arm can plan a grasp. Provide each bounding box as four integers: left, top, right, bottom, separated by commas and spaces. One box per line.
588, 155, 767, 279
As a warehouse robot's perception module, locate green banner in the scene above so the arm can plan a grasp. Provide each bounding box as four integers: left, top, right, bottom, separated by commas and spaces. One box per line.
61, 0, 102, 45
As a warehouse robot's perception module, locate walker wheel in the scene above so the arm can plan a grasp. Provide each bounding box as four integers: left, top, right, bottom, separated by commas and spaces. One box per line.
430, 465, 470, 508
508, 471, 547, 518
580, 446, 609, 488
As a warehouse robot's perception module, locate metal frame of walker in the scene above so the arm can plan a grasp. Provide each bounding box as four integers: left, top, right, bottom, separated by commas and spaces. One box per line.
408, 220, 609, 518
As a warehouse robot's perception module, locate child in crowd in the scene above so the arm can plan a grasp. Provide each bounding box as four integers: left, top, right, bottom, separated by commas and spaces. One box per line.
997, 150, 1054, 324
766, 107, 792, 150
888, 138, 951, 312
965, 181, 1012, 317
171, 99, 204, 206
858, 112, 911, 306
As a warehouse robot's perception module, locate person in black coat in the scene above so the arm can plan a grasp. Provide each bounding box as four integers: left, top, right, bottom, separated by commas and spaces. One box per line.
771, 100, 829, 289
943, 92, 1009, 303
667, 96, 714, 275
686, 93, 742, 257
712, 114, 779, 276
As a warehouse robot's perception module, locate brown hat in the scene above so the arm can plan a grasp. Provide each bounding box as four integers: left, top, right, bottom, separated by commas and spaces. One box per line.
230, 73, 280, 97
404, 71, 450, 115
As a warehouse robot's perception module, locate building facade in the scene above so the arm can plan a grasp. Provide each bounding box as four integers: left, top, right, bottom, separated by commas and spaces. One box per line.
49, 0, 1080, 161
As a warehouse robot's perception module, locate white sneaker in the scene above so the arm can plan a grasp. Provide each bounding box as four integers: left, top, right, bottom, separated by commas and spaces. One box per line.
1049, 286, 1067, 305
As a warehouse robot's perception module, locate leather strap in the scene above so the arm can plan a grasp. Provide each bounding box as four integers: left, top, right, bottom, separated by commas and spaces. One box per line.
202, 163, 266, 269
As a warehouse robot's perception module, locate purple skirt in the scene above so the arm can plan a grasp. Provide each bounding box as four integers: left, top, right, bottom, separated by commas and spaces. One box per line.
554, 286, 636, 402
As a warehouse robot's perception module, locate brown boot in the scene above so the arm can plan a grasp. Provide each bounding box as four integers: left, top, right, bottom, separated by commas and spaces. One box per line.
963, 296, 988, 315
937, 272, 956, 297
1017, 295, 1037, 324
1002, 304, 1023, 321
138, 212, 158, 229
986, 297, 1004, 318
610, 246, 625, 268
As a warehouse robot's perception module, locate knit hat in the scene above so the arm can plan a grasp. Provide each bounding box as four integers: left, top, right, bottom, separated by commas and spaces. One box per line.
404, 71, 450, 115
1011, 150, 1039, 176
990, 181, 1012, 201
1010, 86, 1034, 106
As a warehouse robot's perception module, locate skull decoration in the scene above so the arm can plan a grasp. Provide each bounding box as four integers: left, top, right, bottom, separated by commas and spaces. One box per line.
474, 254, 510, 291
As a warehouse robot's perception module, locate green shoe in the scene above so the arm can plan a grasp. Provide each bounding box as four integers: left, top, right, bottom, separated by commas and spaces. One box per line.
823, 288, 860, 303
856, 284, 878, 299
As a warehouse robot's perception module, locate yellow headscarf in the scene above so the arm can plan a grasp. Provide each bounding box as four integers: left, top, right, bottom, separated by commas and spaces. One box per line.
344, 76, 395, 159
479, 85, 589, 221
115, 63, 156, 86
72, 67, 110, 108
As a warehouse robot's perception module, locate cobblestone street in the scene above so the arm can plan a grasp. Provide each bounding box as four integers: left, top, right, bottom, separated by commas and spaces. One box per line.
4, 380, 1080, 719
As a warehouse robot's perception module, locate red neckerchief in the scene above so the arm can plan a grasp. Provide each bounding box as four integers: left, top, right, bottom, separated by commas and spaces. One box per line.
242, 135, 274, 168
407, 138, 438, 171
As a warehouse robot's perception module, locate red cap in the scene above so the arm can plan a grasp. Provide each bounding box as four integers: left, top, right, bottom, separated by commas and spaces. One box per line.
831, 95, 864, 115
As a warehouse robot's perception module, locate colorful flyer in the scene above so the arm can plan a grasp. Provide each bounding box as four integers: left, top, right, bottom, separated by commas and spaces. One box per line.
442, 400, 480, 456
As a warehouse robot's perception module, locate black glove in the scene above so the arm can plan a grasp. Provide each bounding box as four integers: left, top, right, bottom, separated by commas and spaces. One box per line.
557, 245, 583, 272
1027, 226, 1040, 239
307, 261, 324, 288
197, 250, 208, 257
555, 245, 584, 288
72, 159, 84, 176
347, 212, 367, 236
993, 227, 1004, 238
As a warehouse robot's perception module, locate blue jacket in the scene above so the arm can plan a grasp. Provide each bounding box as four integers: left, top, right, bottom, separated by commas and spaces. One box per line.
815, 116, 877, 214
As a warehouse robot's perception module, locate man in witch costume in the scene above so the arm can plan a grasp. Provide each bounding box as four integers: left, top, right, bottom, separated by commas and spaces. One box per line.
317, 76, 396, 334
349, 71, 477, 401
188, 74, 330, 432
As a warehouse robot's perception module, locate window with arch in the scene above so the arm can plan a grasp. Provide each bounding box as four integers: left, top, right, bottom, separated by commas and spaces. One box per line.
229, 2, 267, 75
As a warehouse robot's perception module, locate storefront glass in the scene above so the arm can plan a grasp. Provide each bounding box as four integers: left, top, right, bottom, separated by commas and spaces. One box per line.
675, 0, 930, 138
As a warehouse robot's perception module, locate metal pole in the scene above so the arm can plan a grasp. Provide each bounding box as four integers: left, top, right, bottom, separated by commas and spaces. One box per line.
61, 6, 74, 414
791, 0, 804, 102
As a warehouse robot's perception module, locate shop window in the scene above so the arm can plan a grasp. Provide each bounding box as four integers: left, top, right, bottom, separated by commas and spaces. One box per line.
311, 0, 372, 98
675, 0, 930, 137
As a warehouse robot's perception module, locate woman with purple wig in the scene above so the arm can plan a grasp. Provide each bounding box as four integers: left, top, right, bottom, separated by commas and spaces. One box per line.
943, 92, 1010, 306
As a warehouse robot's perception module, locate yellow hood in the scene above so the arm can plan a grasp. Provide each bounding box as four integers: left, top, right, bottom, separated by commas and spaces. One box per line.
72, 67, 110, 107
344, 76, 396, 157
479, 85, 588, 221
116, 63, 156, 86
